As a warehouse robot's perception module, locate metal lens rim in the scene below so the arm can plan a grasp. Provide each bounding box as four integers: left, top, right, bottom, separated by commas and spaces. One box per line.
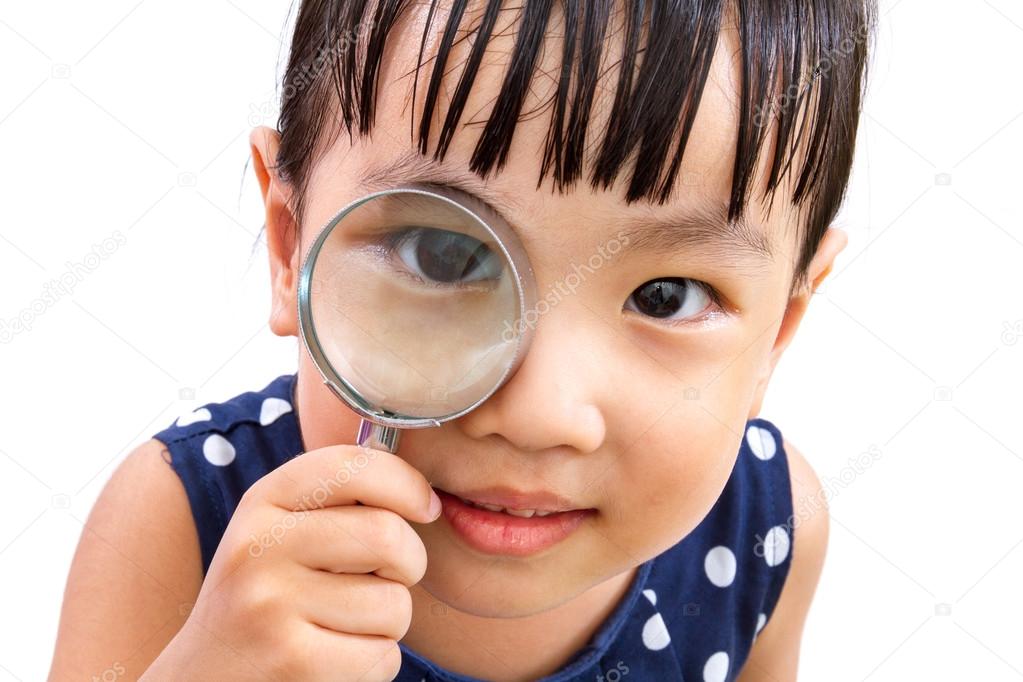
296, 184, 536, 429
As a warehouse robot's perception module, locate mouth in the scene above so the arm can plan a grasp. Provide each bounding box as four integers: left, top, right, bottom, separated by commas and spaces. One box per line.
435, 484, 590, 515
431, 486, 597, 557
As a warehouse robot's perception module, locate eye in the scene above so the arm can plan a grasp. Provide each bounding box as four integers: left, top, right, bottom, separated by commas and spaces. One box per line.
624, 277, 721, 324
388, 227, 503, 287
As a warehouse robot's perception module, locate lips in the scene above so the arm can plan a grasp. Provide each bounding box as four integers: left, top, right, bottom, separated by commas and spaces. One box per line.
434, 485, 589, 515
432, 488, 596, 557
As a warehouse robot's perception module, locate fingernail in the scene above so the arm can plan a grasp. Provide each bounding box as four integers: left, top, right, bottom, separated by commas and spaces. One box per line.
428, 489, 443, 520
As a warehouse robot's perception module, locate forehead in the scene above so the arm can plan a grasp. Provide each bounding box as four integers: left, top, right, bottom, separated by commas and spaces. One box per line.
309, 1, 801, 268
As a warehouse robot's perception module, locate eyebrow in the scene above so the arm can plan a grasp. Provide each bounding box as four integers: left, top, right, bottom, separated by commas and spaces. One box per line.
359, 150, 527, 217
616, 200, 775, 272
358, 150, 775, 273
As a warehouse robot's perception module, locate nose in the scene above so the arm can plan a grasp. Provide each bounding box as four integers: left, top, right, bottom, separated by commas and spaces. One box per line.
457, 303, 608, 454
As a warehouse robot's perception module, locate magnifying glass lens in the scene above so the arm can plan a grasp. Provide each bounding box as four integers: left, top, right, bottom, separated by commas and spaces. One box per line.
306, 190, 524, 420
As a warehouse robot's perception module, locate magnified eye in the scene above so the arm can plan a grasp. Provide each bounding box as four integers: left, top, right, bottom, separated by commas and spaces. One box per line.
624, 277, 717, 322
389, 227, 503, 286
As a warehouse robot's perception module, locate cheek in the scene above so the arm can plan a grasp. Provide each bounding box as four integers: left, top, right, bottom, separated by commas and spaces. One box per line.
293, 351, 364, 450
623, 322, 755, 391
602, 400, 745, 553
614, 311, 777, 432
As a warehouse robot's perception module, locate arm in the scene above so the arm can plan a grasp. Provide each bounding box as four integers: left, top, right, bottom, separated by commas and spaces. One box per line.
736, 437, 830, 682
47, 438, 204, 680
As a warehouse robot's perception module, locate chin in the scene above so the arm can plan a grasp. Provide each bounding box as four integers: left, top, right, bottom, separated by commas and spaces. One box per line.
417, 569, 579, 619
413, 532, 621, 619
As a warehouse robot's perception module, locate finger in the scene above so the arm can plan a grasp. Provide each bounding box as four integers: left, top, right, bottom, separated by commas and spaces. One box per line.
250, 445, 441, 525
296, 622, 402, 682
256, 504, 429, 587
297, 569, 413, 640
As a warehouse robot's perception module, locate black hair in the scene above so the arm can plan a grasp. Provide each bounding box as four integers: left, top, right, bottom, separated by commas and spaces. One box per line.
269, 0, 876, 294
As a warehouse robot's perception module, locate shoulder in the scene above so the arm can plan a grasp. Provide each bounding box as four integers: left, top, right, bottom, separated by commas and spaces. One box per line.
49, 438, 202, 677
782, 436, 830, 592
51, 374, 303, 677
736, 433, 829, 682
74, 437, 203, 591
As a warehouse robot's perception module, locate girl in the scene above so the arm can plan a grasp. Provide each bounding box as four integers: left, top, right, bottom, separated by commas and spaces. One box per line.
49, 0, 874, 680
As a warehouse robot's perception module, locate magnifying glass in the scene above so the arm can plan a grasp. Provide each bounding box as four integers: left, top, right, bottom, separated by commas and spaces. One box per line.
297, 184, 537, 453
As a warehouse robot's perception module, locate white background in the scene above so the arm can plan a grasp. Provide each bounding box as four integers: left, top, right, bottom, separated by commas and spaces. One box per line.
1, 0, 1022, 679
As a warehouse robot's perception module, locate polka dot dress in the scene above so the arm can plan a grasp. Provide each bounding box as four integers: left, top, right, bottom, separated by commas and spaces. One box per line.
153, 374, 794, 681
153, 374, 305, 575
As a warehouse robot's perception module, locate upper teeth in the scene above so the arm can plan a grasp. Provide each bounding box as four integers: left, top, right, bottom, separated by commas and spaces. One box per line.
459, 498, 555, 517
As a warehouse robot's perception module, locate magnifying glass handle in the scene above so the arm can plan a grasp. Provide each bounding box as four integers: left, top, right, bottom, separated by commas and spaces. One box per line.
356, 419, 401, 453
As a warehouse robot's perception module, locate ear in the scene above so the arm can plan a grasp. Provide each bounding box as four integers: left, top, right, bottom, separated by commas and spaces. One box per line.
747, 226, 848, 419
249, 126, 300, 337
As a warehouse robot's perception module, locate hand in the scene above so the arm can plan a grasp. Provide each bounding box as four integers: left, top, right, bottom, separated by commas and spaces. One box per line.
143, 444, 442, 681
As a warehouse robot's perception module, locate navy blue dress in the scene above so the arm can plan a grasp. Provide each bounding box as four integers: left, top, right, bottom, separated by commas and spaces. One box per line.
152, 373, 795, 682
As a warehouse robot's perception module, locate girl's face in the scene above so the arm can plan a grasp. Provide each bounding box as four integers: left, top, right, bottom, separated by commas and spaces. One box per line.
257, 5, 837, 619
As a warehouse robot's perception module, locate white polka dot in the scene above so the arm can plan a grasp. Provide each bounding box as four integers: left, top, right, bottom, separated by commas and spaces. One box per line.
704, 546, 737, 587
746, 425, 777, 460
754, 612, 767, 638
642, 588, 657, 606
176, 407, 211, 427
202, 434, 236, 466
703, 651, 729, 682
642, 612, 671, 650
762, 525, 791, 567
259, 397, 292, 426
